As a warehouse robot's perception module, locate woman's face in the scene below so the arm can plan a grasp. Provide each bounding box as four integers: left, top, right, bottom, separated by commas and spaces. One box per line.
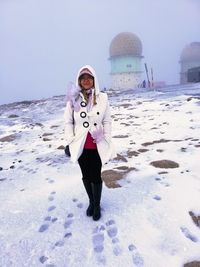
80, 74, 94, 90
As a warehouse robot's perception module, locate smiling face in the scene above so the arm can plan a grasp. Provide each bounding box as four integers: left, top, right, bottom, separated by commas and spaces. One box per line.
79, 74, 94, 90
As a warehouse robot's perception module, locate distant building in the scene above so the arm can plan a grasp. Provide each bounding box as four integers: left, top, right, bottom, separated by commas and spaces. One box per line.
187, 66, 200, 83
109, 32, 143, 89
179, 42, 200, 84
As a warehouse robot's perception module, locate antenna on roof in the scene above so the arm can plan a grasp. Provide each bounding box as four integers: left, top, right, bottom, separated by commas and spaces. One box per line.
144, 63, 150, 88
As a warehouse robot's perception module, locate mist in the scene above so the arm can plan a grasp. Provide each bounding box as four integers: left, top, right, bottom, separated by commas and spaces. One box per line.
0, 0, 200, 104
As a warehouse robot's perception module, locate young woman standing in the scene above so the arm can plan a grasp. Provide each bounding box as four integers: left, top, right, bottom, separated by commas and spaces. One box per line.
64, 65, 115, 221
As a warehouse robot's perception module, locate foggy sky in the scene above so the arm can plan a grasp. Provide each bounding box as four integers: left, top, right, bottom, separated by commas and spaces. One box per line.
0, 0, 200, 105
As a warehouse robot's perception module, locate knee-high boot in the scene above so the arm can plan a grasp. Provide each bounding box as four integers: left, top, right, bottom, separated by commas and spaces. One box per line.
91, 182, 102, 221
82, 179, 94, 216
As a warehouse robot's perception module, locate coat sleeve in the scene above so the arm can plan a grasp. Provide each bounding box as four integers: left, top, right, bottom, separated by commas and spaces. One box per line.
102, 94, 112, 143
64, 101, 74, 145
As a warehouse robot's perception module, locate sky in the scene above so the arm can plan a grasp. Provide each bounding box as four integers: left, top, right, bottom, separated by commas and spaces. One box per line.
0, 0, 200, 105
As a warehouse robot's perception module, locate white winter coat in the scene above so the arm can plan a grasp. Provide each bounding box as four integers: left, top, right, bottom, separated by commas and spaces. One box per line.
64, 65, 115, 165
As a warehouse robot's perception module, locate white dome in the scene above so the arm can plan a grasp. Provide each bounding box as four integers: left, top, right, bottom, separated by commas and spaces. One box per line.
109, 32, 142, 57
180, 42, 200, 62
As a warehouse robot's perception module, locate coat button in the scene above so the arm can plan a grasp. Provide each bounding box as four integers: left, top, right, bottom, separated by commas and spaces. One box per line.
94, 123, 97, 126
80, 101, 87, 107
97, 112, 100, 115
80, 111, 87, 118
83, 122, 89, 128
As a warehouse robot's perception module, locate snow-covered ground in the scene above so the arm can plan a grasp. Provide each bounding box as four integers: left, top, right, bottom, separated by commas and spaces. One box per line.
0, 84, 200, 267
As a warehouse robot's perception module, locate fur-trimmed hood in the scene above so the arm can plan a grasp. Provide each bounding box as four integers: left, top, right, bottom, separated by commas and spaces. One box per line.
75, 65, 100, 95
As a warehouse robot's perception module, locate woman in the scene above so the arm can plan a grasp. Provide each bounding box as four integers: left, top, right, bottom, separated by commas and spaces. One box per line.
64, 65, 115, 221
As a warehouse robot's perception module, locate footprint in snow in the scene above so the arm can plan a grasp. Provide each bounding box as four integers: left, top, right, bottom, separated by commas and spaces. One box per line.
180, 226, 198, 242
38, 194, 57, 232
48, 205, 56, 212
64, 232, 72, 239
153, 195, 162, 201
53, 239, 65, 249
64, 213, 74, 229
38, 215, 58, 233
39, 255, 56, 267
72, 197, 84, 209
51, 217, 58, 223
38, 224, 49, 233
48, 179, 55, 184
39, 256, 56, 267
106, 219, 122, 256
24, 166, 37, 174
45, 178, 55, 184
39, 255, 48, 264
22, 166, 36, 174
48, 195, 54, 201
92, 225, 106, 264
51, 213, 74, 251
77, 202, 84, 208
48, 191, 56, 202
155, 177, 170, 187
128, 244, 144, 266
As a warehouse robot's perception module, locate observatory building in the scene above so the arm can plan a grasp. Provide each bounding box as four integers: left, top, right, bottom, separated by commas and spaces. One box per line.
180, 42, 200, 84
109, 32, 143, 89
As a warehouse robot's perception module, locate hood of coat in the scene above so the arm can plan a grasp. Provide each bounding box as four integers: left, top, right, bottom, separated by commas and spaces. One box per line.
75, 65, 100, 95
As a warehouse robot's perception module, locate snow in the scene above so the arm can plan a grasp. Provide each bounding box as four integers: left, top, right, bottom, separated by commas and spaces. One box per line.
0, 84, 200, 267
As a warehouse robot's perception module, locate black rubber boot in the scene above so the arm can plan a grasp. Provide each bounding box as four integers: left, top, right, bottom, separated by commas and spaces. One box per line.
91, 183, 102, 221
82, 179, 94, 216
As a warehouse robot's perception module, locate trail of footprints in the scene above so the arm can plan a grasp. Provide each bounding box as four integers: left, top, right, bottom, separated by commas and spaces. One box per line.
154, 176, 199, 245
155, 176, 170, 188
38, 191, 57, 233
38, 193, 144, 266
38, 195, 84, 266
38, 190, 59, 266
92, 219, 144, 266
91, 219, 122, 265
152, 176, 171, 202
128, 244, 144, 267
37, 181, 197, 266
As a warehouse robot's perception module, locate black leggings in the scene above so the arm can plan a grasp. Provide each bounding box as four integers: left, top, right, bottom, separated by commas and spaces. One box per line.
78, 149, 102, 184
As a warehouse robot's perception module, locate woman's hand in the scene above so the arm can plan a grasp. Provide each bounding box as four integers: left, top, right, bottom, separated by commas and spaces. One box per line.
91, 126, 104, 143
66, 82, 80, 111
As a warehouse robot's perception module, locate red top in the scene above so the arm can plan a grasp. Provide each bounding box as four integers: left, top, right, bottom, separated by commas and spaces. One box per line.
84, 132, 97, 149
